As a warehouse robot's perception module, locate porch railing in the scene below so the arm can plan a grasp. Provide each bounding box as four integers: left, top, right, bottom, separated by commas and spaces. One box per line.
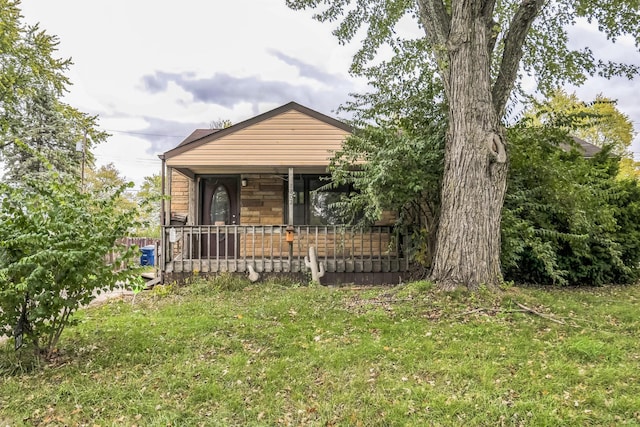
161, 225, 411, 274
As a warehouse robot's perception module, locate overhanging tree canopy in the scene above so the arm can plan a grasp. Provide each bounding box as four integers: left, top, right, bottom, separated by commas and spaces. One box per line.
0, 0, 107, 183
524, 89, 635, 156
287, 0, 640, 290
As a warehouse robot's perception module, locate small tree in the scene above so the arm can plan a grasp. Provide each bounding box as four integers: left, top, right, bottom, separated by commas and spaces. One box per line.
0, 166, 143, 358
135, 174, 162, 238
85, 163, 137, 212
524, 90, 635, 156
0, 0, 108, 182
329, 84, 447, 266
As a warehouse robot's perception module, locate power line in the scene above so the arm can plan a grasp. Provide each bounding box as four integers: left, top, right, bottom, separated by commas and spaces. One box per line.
93, 153, 160, 162
102, 129, 185, 138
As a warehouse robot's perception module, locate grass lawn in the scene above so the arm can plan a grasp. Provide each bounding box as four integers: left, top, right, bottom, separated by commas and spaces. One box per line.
1, 277, 639, 426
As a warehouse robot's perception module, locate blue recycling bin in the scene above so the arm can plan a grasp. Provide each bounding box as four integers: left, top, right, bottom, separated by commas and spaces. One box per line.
140, 245, 155, 266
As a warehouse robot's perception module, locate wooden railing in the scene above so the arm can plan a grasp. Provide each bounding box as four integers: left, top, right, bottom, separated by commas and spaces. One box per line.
161, 225, 411, 274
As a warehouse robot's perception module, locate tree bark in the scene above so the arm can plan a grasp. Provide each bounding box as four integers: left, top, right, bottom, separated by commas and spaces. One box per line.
428, 1, 508, 291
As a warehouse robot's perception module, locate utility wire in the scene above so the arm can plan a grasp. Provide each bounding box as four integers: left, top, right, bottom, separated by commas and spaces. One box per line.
102, 129, 185, 138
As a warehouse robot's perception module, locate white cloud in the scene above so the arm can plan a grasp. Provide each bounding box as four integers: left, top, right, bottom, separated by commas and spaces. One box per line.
16, 0, 640, 188
18, 0, 363, 187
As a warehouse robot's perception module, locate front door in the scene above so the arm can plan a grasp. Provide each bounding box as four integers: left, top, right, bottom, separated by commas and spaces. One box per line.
200, 177, 239, 257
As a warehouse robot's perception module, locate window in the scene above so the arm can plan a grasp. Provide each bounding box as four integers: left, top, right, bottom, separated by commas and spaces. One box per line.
286, 175, 352, 225
210, 185, 230, 224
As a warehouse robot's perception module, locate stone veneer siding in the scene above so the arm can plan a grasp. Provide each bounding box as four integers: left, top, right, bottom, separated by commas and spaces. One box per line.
240, 174, 284, 225
170, 170, 190, 218
168, 171, 396, 227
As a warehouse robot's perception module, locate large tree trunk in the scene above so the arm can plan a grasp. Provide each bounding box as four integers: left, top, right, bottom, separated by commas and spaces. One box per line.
429, 2, 508, 291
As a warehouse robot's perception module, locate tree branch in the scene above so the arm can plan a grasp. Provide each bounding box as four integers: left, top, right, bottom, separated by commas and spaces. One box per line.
480, 0, 497, 17
492, 0, 545, 117
514, 301, 566, 325
416, 0, 451, 93
481, 0, 499, 54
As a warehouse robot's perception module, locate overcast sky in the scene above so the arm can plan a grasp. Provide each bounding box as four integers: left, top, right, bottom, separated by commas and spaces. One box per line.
18, 0, 640, 188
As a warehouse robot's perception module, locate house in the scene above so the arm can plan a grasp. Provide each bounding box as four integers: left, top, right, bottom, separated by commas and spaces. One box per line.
562, 136, 602, 158
159, 102, 411, 285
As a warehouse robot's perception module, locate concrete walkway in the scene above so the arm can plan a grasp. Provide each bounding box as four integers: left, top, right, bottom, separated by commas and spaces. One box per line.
88, 285, 136, 306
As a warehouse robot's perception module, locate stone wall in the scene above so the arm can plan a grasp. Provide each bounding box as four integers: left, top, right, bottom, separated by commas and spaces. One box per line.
240, 174, 284, 225
169, 171, 397, 227
377, 210, 397, 226
170, 170, 190, 220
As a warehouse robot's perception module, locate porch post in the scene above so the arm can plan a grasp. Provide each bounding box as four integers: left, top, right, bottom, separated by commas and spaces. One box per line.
188, 177, 197, 226
165, 167, 173, 226
160, 156, 166, 225
288, 167, 294, 226
287, 167, 294, 269
159, 155, 166, 283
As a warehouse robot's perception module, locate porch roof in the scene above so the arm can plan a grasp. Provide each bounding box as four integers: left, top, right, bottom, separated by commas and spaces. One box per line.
170, 165, 333, 179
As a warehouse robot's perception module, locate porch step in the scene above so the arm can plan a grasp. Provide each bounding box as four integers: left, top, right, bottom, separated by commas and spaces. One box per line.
141, 272, 156, 280
141, 272, 161, 289
144, 276, 162, 289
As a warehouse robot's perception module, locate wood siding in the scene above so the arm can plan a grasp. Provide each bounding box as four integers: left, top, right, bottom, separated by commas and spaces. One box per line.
165, 110, 349, 168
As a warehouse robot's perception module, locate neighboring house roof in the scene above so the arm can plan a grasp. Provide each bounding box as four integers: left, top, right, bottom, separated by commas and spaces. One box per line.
162, 102, 353, 175
561, 136, 602, 158
177, 128, 220, 147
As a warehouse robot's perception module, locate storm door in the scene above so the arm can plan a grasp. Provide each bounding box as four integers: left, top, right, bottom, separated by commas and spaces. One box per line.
200, 177, 239, 258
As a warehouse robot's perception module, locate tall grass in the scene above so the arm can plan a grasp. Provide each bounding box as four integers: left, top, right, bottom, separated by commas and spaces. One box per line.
1, 279, 639, 426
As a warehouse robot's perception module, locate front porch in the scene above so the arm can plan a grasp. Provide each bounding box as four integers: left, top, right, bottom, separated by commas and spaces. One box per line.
162, 225, 412, 284
159, 102, 414, 285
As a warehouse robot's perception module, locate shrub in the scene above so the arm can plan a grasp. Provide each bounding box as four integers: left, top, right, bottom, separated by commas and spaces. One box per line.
502, 124, 640, 285
0, 170, 143, 358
